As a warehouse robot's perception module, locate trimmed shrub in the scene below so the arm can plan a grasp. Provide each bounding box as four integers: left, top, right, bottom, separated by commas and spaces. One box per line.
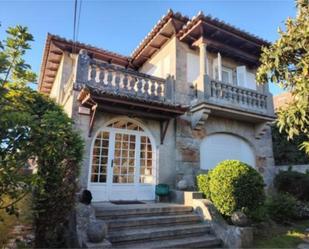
209, 160, 265, 216
266, 193, 297, 223
196, 171, 212, 200
274, 169, 309, 201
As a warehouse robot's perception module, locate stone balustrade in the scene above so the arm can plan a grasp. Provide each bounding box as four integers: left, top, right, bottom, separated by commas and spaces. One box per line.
206, 79, 270, 114
74, 50, 174, 103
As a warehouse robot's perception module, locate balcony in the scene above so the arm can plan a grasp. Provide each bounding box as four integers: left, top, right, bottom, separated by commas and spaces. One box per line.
190, 75, 275, 130
74, 50, 188, 137
207, 79, 269, 115
74, 50, 175, 104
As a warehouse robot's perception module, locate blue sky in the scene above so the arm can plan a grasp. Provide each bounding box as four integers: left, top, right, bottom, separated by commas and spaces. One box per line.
0, 0, 296, 95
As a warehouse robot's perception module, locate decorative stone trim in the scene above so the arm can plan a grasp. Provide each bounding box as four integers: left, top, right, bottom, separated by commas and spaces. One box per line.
190, 103, 211, 131
255, 121, 272, 139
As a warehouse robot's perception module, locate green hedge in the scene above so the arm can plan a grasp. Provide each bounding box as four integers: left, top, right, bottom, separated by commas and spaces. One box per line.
208, 160, 265, 216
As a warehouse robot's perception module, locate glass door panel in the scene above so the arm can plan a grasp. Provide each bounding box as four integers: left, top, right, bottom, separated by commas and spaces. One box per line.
112, 132, 136, 184
91, 131, 109, 183
140, 136, 153, 184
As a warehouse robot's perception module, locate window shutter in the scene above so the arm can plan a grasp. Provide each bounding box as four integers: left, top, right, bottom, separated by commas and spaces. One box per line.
236, 66, 247, 87
213, 58, 218, 80
246, 72, 257, 90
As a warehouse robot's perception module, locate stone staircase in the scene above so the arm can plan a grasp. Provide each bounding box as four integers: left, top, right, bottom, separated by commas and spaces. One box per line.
94, 203, 222, 248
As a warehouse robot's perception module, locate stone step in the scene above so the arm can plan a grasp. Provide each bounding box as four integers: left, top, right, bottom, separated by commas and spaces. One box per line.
105, 214, 202, 230
112, 234, 221, 249
96, 205, 193, 219
107, 223, 211, 244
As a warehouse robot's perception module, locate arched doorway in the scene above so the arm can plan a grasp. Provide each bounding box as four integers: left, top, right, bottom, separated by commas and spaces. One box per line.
200, 133, 255, 170
88, 118, 156, 201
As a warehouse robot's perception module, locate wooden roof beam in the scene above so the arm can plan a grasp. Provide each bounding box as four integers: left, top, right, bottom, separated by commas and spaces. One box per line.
194, 37, 259, 63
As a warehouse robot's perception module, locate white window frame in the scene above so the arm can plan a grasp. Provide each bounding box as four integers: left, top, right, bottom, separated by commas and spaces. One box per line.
221, 66, 233, 84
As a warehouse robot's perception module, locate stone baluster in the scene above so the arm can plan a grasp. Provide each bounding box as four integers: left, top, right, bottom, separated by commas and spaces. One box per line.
150, 80, 156, 97
144, 79, 149, 96
137, 77, 143, 96
215, 82, 221, 98
115, 72, 121, 92
226, 85, 232, 101
221, 84, 226, 99
211, 81, 216, 97
99, 67, 105, 86
123, 74, 129, 91
251, 92, 256, 107
231, 87, 236, 102
107, 70, 113, 89
157, 81, 163, 98
90, 64, 97, 84
129, 77, 136, 93
239, 89, 244, 104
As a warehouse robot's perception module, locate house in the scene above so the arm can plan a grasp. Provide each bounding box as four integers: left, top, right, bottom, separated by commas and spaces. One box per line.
273, 91, 293, 110
38, 10, 276, 202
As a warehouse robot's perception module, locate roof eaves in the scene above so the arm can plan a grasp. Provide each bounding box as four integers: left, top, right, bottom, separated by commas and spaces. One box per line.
177, 11, 271, 47
130, 9, 189, 59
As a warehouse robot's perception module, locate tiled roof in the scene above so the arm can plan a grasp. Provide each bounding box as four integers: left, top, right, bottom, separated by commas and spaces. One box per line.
177, 11, 270, 46
76, 84, 189, 112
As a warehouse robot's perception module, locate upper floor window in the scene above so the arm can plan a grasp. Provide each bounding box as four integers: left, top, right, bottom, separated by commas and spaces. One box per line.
221, 66, 233, 84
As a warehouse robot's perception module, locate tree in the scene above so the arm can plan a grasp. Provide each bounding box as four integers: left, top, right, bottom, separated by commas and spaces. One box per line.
257, 0, 309, 154
0, 25, 38, 216
0, 26, 84, 247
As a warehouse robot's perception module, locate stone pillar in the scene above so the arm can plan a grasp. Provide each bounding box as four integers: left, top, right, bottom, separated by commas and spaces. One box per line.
75, 49, 90, 84
194, 39, 210, 101
217, 52, 222, 81
199, 42, 209, 76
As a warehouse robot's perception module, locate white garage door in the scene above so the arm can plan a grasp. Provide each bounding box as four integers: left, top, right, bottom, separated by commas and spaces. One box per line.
200, 133, 255, 170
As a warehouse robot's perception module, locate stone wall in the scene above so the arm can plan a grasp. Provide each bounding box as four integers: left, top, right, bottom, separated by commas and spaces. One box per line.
71, 94, 178, 188
175, 114, 276, 189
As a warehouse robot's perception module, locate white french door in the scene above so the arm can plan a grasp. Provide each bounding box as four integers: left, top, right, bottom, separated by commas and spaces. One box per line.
88, 119, 156, 202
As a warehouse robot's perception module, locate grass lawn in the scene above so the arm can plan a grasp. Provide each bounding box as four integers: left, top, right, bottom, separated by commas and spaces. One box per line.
0, 195, 32, 248
252, 220, 309, 248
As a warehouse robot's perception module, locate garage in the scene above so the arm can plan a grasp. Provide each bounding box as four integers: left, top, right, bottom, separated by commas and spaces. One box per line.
200, 133, 256, 170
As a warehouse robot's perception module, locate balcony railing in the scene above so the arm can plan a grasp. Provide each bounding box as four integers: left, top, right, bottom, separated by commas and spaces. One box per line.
203, 78, 273, 116
74, 50, 174, 103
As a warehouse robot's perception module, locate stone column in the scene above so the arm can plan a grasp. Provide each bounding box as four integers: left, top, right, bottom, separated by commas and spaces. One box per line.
194, 39, 210, 100
199, 42, 209, 76
217, 52, 222, 81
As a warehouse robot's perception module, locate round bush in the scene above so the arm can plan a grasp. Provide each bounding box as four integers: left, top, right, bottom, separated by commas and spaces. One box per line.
196, 171, 212, 200
209, 160, 265, 216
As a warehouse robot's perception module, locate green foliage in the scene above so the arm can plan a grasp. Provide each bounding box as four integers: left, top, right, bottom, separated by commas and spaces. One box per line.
274, 170, 309, 201
0, 25, 38, 217
0, 25, 84, 247
209, 160, 265, 216
272, 125, 309, 165
0, 25, 36, 86
266, 193, 297, 223
1, 86, 84, 247
196, 171, 212, 200
257, 0, 309, 154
